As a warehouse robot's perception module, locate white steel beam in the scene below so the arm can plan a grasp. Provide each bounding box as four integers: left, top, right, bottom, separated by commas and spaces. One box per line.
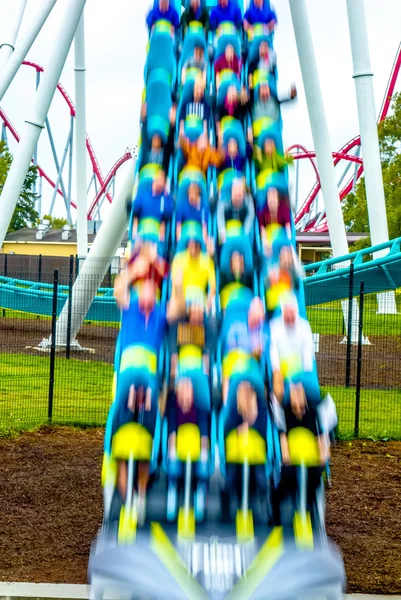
288, 0, 349, 259
0, 0, 58, 101
74, 11, 88, 259
0, 0, 87, 248
0, 0, 28, 73
54, 162, 135, 346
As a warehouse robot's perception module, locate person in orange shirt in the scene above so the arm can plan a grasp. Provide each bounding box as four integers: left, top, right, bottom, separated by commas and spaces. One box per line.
178, 131, 224, 174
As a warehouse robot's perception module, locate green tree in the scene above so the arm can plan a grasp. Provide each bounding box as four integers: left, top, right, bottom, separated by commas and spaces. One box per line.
41, 214, 69, 229
0, 140, 39, 233
343, 92, 401, 251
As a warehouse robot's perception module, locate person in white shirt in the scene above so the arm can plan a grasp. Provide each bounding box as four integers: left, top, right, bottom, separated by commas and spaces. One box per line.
269, 294, 317, 407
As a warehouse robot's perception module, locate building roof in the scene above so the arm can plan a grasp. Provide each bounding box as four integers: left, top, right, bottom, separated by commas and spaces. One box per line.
296, 232, 369, 244
4, 227, 129, 245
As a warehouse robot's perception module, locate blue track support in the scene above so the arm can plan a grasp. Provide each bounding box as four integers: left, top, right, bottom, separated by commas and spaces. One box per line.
33, 69, 41, 198
87, 172, 95, 194
304, 236, 401, 305
45, 116, 71, 221
2, 238, 400, 320
68, 114, 74, 211
0, 276, 119, 322
48, 119, 74, 221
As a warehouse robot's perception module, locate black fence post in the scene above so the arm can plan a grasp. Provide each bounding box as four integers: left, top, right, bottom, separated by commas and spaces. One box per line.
48, 269, 59, 422
38, 254, 42, 283
354, 280, 365, 438
345, 263, 354, 388
75, 254, 80, 277
66, 256, 74, 359
107, 263, 112, 288
4, 253, 7, 277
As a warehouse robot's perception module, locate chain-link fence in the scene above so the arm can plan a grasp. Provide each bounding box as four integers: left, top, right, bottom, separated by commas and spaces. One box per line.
0, 254, 400, 439
305, 270, 401, 440
0, 255, 118, 433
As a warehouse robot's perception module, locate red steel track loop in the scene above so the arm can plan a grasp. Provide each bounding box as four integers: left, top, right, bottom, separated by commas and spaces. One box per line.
292, 41, 401, 231
0, 60, 113, 217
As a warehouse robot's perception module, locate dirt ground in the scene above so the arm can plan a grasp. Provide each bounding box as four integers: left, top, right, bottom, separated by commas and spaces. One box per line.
0, 429, 399, 593
317, 334, 401, 390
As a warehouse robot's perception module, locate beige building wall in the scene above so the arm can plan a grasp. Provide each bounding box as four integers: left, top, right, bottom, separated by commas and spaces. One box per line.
1, 242, 92, 257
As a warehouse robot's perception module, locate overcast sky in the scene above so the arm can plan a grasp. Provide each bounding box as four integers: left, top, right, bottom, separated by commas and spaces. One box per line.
0, 0, 400, 219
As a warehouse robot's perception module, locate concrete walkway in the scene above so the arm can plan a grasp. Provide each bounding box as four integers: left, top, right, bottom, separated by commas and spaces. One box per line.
0, 583, 400, 599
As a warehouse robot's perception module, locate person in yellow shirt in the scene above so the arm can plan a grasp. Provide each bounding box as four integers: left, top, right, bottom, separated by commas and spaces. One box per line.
171, 233, 216, 313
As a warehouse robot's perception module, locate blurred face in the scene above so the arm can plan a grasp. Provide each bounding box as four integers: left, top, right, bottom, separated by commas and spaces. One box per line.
267, 187, 279, 212
264, 138, 275, 155
140, 241, 153, 259
189, 303, 204, 325
260, 41, 269, 58
227, 138, 238, 158
152, 172, 165, 195
231, 180, 244, 207
188, 183, 200, 205
194, 46, 203, 62
237, 382, 258, 425
138, 280, 157, 313
291, 389, 306, 420
194, 80, 204, 101
188, 239, 201, 257
279, 246, 293, 270
176, 378, 194, 414
283, 304, 297, 327
191, 0, 200, 8
230, 252, 244, 276
225, 45, 234, 62
151, 134, 162, 150
159, 0, 169, 11
255, 0, 263, 7
260, 83, 270, 101
227, 86, 237, 104
219, 0, 229, 7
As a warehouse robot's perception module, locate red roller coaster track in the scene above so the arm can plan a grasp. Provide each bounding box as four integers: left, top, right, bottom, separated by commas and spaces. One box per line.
1, 42, 400, 225
0, 60, 114, 217
292, 41, 401, 232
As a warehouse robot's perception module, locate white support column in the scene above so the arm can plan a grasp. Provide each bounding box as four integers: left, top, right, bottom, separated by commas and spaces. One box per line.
346, 0, 397, 315
288, 0, 349, 259
346, 0, 388, 249
74, 11, 88, 260
289, 0, 370, 343
0, 0, 87, 249
0, 0, 28, 73
0, 0, 58, 102
54, 162, 135, 346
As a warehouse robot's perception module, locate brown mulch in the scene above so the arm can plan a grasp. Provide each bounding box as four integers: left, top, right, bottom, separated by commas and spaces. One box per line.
326, 439, 401, 594
317, 334, 401, 389
0, 429, 400, 592
0, 428, 104, 583
0, 316, 118, 363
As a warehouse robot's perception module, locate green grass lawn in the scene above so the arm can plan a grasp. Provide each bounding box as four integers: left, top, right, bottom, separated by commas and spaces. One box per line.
0, 353, 400, 439
322, 386, 401, 439
0, 308, 119, 328
0, 353, 113, 434
307, 294, 401, 336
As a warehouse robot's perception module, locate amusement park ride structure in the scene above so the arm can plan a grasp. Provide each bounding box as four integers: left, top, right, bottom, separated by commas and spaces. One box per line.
0, 0, 400, 341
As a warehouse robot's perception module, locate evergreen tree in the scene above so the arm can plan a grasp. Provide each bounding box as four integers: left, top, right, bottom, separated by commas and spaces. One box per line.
0, 141, 39, 233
